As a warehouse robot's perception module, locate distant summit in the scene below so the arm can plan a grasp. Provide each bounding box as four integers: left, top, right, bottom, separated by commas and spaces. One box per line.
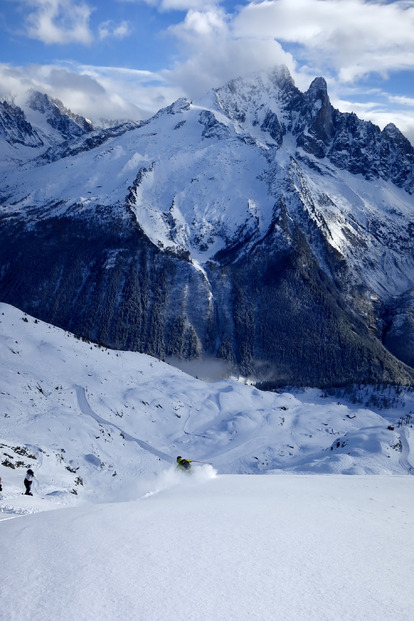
26, 90, 94, 138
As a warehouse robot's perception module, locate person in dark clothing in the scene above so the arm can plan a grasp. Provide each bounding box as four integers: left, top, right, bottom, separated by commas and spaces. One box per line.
0, 476, 2, 492
24, 469, 34, 495
176, 456, 192, 472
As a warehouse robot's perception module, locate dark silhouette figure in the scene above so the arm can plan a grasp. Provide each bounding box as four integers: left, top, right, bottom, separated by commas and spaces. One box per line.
24, 469, 34, 495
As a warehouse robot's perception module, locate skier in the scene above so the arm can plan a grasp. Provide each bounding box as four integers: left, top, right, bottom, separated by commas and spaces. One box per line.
24, 469, 34, 496
176, 456, 192, 472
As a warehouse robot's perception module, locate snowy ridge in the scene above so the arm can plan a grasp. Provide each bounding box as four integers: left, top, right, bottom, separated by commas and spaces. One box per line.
284, 155, 414, 297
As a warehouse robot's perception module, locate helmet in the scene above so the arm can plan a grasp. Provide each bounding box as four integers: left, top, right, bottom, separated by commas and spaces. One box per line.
176, 456, 182, 463
27, 469, 34, 475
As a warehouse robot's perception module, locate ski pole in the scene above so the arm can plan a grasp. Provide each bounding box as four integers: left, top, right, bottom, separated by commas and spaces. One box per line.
191, 460, 212, 465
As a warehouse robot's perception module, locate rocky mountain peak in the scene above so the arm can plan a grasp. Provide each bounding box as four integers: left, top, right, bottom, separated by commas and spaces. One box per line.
382, 122, 413, 153
155, 97, 192, 119
209, 65, 300, 126
265, 64, 297, 91
306, 76, 328, 97
26, 89, 94, 140
295, 76, 334, 155
27, 90, 55, 114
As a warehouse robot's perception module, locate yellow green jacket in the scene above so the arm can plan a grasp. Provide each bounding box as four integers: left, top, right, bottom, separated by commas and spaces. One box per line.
176, 458, 192, 470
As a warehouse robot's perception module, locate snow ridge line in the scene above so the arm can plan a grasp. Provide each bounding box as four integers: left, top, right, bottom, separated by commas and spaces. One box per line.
74, 385, 175, 464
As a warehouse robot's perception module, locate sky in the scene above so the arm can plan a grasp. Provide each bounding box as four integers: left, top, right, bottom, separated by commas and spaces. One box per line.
1, 0, 414, 141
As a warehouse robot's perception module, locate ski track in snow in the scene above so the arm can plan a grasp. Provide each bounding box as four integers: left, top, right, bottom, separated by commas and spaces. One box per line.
74, 384, 175, 465
399, 426, 413, 474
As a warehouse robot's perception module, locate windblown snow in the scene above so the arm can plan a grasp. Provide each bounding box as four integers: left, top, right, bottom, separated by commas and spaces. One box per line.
1, 303, 414, 619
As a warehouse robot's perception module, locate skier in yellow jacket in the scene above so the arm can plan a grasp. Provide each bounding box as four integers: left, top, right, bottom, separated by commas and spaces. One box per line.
176, 456, 192, 472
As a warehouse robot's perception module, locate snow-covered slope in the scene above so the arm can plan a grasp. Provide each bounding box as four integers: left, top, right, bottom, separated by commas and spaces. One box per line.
0, 89, 138, 172
18, 90, 94, 144
2, 475, 414, 621
1, 302, 414, 620
1, 302, 413, 504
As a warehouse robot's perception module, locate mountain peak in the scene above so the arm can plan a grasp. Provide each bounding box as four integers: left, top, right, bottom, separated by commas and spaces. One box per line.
220, 64, 296, 94
25, 89, 94, 139
26, 89, 54, 113
305, 76, 331, 112
292, 76, 334, 155
266, 64, 296, 87
383, 122, 410, 143
307, 76, 328, 94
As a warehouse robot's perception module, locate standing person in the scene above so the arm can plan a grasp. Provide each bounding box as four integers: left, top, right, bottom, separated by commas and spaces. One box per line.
176, 456, 192, 472
24, 469, 34, 496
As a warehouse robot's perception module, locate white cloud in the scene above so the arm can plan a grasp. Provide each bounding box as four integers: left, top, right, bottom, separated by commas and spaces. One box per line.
77, 64, 184, 117
164, 6, 296, 97
98, 20, 133, 40
159, 0, 210, 8
389, 94, 414, 107
162, 1, 414, 140
0, 62, 183, 122
24, 0, 94, 45
177, 7, 226, 35
233, 0, 414, 82
125, 0, 211, 10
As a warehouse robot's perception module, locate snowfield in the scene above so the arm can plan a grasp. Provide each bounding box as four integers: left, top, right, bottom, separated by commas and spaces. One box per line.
1, 474, 413, 621
1, 302, 414, 620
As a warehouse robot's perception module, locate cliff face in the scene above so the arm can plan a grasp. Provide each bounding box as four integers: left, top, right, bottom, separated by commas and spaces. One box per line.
1, 68, 414, 387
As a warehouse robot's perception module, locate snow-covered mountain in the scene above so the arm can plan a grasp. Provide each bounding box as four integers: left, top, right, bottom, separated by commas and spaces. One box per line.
23, 90, 94, 142
1, 67, 414, 387
0, 89, 139, 169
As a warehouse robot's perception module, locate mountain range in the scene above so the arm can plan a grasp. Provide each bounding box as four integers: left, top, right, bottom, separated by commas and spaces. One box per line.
1, 66, 414, 388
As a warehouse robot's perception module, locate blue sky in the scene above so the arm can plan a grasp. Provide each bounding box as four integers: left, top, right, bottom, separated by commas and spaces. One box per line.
1, 0, 414, 142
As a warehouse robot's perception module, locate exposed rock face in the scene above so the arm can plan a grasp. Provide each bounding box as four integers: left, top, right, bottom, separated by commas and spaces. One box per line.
0, 100, 44, 147
383, 290, 414, 369
1, 68, 414, 387
26, 90, 94, 139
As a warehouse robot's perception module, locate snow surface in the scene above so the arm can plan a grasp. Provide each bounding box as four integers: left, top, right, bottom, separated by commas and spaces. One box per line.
1, 302, 414, 619
2, 475, 414, 621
